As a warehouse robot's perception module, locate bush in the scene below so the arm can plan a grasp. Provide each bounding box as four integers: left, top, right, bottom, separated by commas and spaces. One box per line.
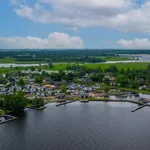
32, 98, 45, 107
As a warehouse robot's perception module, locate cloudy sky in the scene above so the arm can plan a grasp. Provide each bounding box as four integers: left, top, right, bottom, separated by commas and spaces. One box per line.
1, 0, 150, 49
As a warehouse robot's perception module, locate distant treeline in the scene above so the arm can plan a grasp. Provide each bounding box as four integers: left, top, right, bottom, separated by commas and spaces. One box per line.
0, 49, 149, 63
0, 50, 113, 63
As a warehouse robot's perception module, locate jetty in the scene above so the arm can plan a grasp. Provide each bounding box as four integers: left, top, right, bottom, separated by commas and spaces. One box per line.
0, 115, 17, 125
55, 100, 76, 107
80, 99, 89, 103
26, 106, 46, 110
131, 104, 147, 112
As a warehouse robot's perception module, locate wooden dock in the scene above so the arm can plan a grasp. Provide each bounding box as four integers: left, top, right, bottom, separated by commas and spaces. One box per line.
55, 100, 76, 107
131, 104, 147, 112
0, 115, 17, 125
80, 100, 89, 103
26, 106, 46, 110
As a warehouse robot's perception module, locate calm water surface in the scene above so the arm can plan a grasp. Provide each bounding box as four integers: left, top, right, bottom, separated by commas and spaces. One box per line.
0, 102, 150, 150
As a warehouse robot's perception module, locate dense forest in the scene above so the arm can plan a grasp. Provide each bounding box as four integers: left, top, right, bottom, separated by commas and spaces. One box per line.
0, 49, 149, 63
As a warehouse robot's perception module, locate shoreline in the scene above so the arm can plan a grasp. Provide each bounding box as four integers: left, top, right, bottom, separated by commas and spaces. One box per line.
46, 99, 143, 105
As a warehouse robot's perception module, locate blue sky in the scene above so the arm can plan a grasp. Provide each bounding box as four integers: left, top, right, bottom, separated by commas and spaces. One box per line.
0, 0, 150, 49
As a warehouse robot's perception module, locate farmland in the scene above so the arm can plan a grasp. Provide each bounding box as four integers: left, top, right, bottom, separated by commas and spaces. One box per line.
0, 62, 149, 74
41, 62, 149, 71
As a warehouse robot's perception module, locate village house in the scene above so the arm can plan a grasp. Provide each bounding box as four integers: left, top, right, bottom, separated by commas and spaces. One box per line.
81, 74, 92, 83
80, 92, 89, 99
56, 93, 66, 99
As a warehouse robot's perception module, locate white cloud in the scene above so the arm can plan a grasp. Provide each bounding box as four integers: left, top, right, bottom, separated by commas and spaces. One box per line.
0, 32, 83, 49
101, 40, 112, 44
11, 0, 150, 33
10, 0, 25, 6
117, 38, 150, 49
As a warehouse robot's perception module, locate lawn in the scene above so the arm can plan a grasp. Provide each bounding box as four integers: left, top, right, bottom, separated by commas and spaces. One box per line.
0, 66, 32, 74
117, 87, 150, 95
84, 62, 149, 70
0, 57, 15, 63
40, 62, 149, 71
98, 56, 130, 61
0, 68, 16, 74
0, 62, 149, 74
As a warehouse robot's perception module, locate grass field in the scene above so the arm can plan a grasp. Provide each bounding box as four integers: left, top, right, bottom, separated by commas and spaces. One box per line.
0, 68, 16, 74
84, 62, 149, 70
41, 62, 149, 71
98, 56, 130, 61
0, 57, 15, 63
117, 87, 150, 94
0, 66, 32, 74
0, 56, 131, 64
0, 62, 149, 74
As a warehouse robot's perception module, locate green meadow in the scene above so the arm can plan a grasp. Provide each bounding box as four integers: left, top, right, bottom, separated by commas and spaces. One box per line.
0, 62, 149, 74
43, 62, 149, 71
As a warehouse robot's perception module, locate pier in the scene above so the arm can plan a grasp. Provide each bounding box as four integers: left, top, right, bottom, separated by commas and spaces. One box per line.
26, 106, 46, 110
131, 104, 147, 112
80, 100, 89, 103
0, 115, 17, 125
55, 100, 76, 107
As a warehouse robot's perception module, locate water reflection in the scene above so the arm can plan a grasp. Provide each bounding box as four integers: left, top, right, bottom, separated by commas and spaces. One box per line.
109, 93, 150, 101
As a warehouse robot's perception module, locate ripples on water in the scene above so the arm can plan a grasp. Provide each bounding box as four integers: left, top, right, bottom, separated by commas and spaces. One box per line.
0, 102, 150, 150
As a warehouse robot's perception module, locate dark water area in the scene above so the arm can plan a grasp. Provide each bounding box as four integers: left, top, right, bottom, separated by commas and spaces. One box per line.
1, 102, 150, 150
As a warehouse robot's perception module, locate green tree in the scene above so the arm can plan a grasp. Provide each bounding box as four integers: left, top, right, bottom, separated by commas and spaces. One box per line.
31, 67, 35, 72
116, 75, 128, 87
0, 75, 6, 84
32, 98, 45, 107
3, 91, 27, 112
65, 72, 74, 81
120, 68, 125, 74
103, 86, 110, 93
0, 98, 4, 109
35, 76, 43, 84
130, 80, 139, 89
90, 74, 100, 82
61, 84, 66, 93
50, 73, 62, 81
103, 78, 110, 86
18, 77, 25, 86
146, 64, 150, 85
38, 68, 42, 72
48, 63, 54, 68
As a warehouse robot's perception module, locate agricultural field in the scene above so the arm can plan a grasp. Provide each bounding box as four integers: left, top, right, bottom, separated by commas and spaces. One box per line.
0, 57, 15, 63
98, 56, 130, 61
41, 62, 149, 71
83, 62, 149, 70
0, 62, 149, 74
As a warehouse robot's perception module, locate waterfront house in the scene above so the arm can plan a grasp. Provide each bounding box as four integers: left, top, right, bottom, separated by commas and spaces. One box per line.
80, 92, 89, 99
0, 91, 7, 95
48, 90, 55, 96
56, 93, 66, 99
43, 84, 56, 90
66, 90, 71, 95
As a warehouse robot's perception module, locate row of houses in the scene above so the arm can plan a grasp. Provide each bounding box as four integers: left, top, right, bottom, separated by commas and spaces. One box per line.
0, 82, 101, 99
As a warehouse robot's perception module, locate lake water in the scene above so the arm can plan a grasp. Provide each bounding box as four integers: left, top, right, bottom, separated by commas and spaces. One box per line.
0, 63, 42, 68
1, 102, 150, 150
